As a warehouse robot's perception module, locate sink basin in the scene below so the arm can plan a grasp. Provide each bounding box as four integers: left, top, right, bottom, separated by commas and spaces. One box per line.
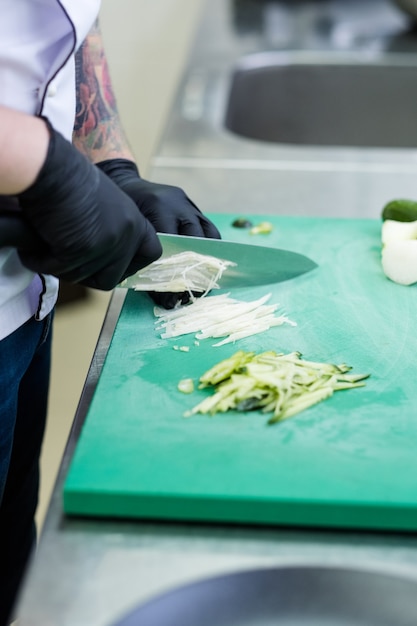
224, 52, 417, 148
114, 565, 417, 626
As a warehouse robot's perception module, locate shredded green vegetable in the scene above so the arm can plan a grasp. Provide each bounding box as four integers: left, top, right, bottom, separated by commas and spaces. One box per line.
183, 350, 369, 424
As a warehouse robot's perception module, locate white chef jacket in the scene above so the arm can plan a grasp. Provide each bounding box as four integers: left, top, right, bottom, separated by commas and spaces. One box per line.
0, 0, 101, 340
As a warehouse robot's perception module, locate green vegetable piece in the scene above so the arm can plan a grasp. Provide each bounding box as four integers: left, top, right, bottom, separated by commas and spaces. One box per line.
236, 397, 265, 411
199, 351, 255, 387
382, 199, 417, 222
232, 217, 253, 229
249, 221, 274, 235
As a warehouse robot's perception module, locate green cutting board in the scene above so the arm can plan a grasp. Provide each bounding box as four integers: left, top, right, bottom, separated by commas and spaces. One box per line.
63, 215, 417, 531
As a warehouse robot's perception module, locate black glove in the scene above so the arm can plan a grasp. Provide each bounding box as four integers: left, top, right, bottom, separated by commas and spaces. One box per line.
17, 120, 162, 291
96, 159, 221, 239
96, 158, 221, 307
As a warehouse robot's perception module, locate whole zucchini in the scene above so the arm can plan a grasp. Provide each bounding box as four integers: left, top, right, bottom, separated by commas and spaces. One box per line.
382, 199, 417, 222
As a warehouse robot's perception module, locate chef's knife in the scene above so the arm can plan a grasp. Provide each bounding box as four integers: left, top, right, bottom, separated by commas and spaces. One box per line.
124, 232, 317, 288
0, 210, 317, 288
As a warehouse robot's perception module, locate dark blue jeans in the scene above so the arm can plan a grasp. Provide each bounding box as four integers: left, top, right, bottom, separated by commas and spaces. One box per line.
0, 313, 53, 625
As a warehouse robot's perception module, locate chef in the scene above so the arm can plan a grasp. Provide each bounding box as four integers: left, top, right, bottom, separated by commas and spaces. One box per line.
0, 2, 219, 623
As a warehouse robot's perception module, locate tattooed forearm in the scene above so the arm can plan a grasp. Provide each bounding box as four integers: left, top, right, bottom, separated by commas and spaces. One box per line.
72, 19, 134, 162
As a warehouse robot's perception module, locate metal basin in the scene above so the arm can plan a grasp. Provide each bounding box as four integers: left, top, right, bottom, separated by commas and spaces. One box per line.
113, 565, 417, 626
224, 52, 417, 148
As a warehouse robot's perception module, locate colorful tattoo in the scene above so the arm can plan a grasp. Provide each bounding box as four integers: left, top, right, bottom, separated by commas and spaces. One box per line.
73, 20, 133, 161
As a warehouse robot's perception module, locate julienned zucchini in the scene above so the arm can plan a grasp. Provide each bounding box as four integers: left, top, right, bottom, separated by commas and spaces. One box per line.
382, 199, 417, 222
183, 350, 369, 425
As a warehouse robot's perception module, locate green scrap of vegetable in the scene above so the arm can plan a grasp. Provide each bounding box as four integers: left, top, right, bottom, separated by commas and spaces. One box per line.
178, 378, 195, 394
249, 221, 274, 235
183, 350, 369, 424
232, 217, 253, 229
382, 199, 417, 223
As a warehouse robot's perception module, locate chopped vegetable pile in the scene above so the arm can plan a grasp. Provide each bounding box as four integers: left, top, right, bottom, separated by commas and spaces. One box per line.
154, 293, 295, 347
122, 251, 235, 295
183, 350, 369, 424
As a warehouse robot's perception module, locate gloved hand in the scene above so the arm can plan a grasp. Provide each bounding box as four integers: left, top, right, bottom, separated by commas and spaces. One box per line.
17, 120, 162, 291
96, 158, 221, 307
96, 159, 221, 238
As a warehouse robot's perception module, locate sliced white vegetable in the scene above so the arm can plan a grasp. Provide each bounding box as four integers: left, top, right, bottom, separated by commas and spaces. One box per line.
382, 240, 417, 285
122, 251, 236, 295
211, 318, 292, 347
177, 378, 195, 394
380, 218, 417, 285
382, 219, 417, 244
126, 250, 296, 345
154, 293, 296, 345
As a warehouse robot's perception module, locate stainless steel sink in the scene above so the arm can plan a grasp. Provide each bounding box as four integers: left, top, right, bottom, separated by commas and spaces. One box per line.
151, 0, 417, 219
114, 565, 417, 626
224, 51, 417, 148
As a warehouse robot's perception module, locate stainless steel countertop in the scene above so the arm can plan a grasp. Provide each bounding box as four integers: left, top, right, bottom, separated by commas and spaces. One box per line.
16, 1, 417, 624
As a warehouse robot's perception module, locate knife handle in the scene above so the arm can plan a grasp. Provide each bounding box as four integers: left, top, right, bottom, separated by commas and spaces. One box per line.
0, 206, 45, 251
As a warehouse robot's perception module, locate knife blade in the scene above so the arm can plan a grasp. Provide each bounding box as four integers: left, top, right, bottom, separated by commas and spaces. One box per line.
0, 211, 317, 288
123, 233, 317, 289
